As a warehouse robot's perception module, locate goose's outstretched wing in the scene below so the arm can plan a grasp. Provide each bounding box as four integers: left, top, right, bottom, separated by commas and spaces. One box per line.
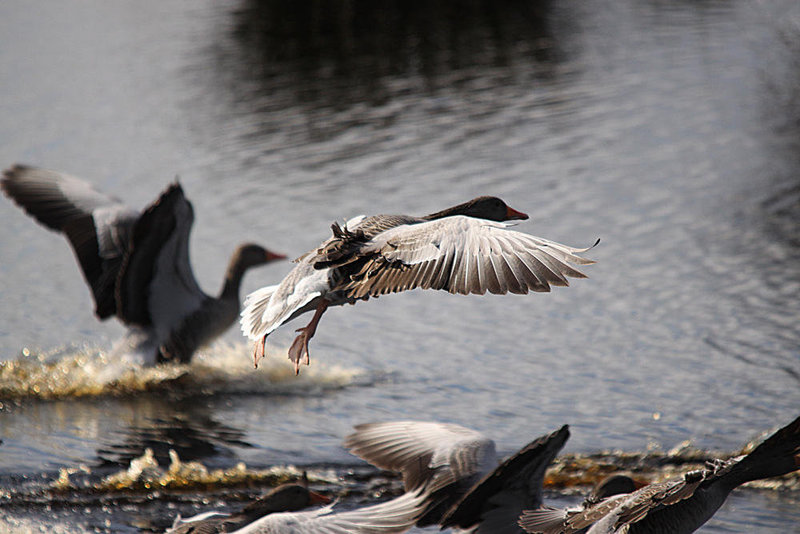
1, 164, 137, 318
344, 421, 497, 491
335, 217, 596, 299
441, 425, 570, 534
116, 183, 205, 336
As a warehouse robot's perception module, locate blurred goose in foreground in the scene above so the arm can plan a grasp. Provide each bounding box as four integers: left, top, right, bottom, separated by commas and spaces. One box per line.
241, 196, 597, 373
226, 484, 439, 534
2, 164, 285, 365
519, 414, 800, 534
167, 481, 331, 533
344, 420, 570, 533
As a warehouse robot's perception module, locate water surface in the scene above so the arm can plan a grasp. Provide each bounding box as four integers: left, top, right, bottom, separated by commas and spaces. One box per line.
1, 0, 799, 531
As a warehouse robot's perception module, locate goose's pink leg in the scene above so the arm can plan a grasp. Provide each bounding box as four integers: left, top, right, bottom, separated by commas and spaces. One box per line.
288, 299, 330, 374
253, 335, 267, 368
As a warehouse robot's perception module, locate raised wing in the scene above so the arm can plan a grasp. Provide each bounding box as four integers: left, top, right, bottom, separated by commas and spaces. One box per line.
441, 425, 570, 533
613, 474, 703, 529
1, 164, 138, 318
335, 217, 596, 299
116, 183, 205, 335
344, 421, 497, 491
520, 474, 701, 534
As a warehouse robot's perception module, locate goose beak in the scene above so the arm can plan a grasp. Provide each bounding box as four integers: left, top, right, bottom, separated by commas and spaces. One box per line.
266, 250, 288, 262
308, 490, 332, 505
505, 206, 529, 221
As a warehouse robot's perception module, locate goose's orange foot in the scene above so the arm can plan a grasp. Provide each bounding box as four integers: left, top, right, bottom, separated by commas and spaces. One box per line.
253, 336, 266, 368
288, 328, 312, 375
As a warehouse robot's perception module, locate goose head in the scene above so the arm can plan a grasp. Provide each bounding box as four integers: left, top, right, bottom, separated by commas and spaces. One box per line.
241, 482, 331, 516
234, 243, 287, 270
428, 196, 528, 222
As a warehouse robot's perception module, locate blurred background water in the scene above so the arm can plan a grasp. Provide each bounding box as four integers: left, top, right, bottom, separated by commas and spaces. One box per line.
1, 0, 799, 532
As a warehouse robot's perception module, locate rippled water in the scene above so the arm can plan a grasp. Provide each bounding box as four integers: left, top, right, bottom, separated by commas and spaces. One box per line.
1, 0, 799, 532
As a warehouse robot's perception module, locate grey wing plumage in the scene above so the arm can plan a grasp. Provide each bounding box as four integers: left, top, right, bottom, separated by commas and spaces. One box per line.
231, 489, 429, 534
441, 425, 570, 532
343, 421, 497, 491
518, 505, 573, 534
336, 217, 596, 299
620, 416, 800, 533
531, 476, 701, 534
1, 164, 138, 319
166, 512, 233, 534
705, 414, 800, 489
308, 214, 423, 269
116, 182, 205, 335
609, 473, 705, 530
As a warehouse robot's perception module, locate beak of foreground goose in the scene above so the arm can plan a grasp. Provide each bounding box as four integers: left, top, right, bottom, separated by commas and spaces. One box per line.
505, 205, 529, 220
308, 490, 332, 505
265, 250, 288, 262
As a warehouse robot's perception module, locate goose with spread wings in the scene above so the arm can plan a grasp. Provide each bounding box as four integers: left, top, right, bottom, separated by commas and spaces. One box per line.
519, 414, 800, 534
344, 420, 571, 533
2, 164, 286, 365
241, 196, 597, 373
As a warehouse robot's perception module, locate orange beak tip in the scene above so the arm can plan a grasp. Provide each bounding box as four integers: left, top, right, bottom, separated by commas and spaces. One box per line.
506, 206, 529, 221
266, 251, 288, 262
309, 490, 332, 504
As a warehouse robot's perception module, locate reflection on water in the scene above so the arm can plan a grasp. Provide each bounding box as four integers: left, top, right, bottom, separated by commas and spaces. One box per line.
230, 0, 561, 101
95, 402, 253, 468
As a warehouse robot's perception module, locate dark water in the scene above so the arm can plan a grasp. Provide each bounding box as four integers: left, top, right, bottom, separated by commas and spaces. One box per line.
1, 0, 800, 532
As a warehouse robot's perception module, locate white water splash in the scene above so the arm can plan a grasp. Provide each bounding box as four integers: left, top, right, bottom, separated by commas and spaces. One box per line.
0, 341, 370, 400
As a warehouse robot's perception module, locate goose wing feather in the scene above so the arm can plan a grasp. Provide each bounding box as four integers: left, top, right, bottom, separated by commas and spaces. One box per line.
240, 262, 329, 341
340, 217, 595, 299
116, 183, 205, 334
441, 425, 570, 531
1, 164, 138, 318
344, 421, 497, 491
230, 489, 429, 534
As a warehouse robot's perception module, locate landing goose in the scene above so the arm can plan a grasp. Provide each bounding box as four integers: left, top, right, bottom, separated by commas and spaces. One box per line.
2, 164, 285, 364
241, 196, 596, 373
519, 414, 800, 534
344, 420, 570, 533
167, 481, 331, 533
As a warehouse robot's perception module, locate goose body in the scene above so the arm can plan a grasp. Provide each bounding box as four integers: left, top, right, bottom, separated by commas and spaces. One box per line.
344, 420, 570, 534
2, 164, 285, 365
241, 196, 596, 373
519, 414, 800, 534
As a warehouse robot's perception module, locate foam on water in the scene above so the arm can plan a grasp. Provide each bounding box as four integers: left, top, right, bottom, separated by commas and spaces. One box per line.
0, 517, 90, 534
52, 448, 333, 493
0, 341, 369, 401
19, 441, 799, 503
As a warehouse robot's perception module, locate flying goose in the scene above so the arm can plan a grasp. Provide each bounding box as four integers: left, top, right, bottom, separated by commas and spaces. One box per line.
344, 420, 570, 533
519, 414, 800, 534
2, 164, 285, 364
241, 196, 596, 373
